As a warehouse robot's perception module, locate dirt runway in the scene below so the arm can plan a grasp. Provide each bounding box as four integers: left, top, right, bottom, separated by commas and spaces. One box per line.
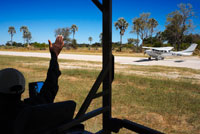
0, 51, 200, 70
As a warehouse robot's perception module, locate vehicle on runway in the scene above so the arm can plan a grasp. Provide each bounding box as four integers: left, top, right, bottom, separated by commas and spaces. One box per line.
143, 43, 198, 60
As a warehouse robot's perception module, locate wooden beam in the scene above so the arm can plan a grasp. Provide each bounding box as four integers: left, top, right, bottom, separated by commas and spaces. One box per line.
93, 91, 109, 99
102, 0, 112, 133
56, 107, 109, 133
122, 119, 164, 134
92, 0, 103, 12
75, 66, 109, 119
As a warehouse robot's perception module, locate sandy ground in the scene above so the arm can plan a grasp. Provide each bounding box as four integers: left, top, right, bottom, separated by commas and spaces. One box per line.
0, 51, 200, 70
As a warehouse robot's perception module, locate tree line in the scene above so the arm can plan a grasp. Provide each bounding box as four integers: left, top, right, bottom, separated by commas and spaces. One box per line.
4, 3, 200, 53
114, 3, 200, 52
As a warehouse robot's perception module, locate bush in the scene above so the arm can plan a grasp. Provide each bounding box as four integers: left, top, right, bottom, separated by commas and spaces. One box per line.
124, 44, 133, 48
78, 43, 89, 47
195, 40, 200, 50
153, 41, 163, 47
112, 42, 120, 48
5, 42, 12, 46
12, 42, 23, 47
180, 43, 190, 50
31, 42, 48, 50
71, 39, 78, 49
163, 43, 172, 47
143, 44, 152, 47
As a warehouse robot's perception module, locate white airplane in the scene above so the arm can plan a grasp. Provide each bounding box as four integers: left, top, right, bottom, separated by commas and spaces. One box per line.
143, 43, 198, 60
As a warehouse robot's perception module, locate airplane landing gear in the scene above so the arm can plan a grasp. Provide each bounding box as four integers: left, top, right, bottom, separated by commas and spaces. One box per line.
148, 57, 151, 60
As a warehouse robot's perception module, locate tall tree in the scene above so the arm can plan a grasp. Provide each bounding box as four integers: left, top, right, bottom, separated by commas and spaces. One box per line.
24, 31, 32, 46
132, 13, 151, 46
70, 25, 78, 48
148, 18, 158, 44
165, 3, 194, 50
155, 31, 167, 43
8, 26, 16, 44
114, 17, 129, 52
88, 36, 93, 45
70, 24, 78, 40
131, 18, 140, 51
88, 36, 93, 50
20, 26, 28, 44
55, 27, 71, 49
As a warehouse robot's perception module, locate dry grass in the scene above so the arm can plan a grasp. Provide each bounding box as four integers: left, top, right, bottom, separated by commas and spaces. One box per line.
21, 58, 200, 84
0, 46, 146, 57
0, 55, 199, 134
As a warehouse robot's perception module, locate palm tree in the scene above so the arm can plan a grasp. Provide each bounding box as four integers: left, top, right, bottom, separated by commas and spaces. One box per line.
114, 17, 129, 52
88, 36, 93, 45
8, 26, 16, 44
70, 24, 78, 40
25, 31, 32, 46
20, 26, 28, 44
88, 36, 93, 50
88, 37, 92, 45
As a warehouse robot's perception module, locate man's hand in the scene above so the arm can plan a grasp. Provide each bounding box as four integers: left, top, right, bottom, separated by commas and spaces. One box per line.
48, 35, 64, 57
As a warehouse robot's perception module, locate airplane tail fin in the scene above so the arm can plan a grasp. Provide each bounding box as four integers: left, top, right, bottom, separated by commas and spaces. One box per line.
181, 43, 198, 55
184, 43, 198, 52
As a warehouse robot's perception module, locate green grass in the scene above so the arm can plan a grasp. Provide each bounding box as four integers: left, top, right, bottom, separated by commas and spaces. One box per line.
0, 55, 199, 134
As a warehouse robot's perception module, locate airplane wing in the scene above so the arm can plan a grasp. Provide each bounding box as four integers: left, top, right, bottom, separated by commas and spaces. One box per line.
142, 46, 174, 51
152, 47, 174, 51
142, 46, 153, 49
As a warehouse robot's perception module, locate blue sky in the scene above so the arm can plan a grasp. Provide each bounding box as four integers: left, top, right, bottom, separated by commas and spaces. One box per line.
0, 0, 200, 45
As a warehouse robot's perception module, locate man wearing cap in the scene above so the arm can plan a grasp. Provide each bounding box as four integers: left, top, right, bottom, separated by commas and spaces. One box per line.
0, 35, 64, 134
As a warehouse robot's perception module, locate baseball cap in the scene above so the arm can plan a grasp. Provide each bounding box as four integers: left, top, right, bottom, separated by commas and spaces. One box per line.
0, 68, 25, 94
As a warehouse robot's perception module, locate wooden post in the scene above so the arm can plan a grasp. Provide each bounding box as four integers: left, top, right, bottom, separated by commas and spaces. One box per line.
102, 0, 112, 133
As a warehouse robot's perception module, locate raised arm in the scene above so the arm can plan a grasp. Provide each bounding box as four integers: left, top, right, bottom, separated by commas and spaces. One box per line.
34, 35, 64, 104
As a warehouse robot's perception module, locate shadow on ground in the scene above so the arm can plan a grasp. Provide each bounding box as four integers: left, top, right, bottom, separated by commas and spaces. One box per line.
174, 60, 184, 63
134, 59, 155, 62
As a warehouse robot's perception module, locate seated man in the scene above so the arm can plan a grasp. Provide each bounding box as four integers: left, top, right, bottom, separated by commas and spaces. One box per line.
0, 35, 64, 134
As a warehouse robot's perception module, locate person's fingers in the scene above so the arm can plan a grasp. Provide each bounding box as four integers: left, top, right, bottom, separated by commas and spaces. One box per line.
60, 36, 64, 47
58, 36, 61, 45
60, 35, 63, 39
55, 35, 59, 43
59, 36, 64, 48
59, 35, 63, 44
48, 40, 52, 48
55, 35, 60, 45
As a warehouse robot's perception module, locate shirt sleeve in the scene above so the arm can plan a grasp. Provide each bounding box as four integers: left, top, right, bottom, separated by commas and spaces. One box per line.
38, 52, 61, 103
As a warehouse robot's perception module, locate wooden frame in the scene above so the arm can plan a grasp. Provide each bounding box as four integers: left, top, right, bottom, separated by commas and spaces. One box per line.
53, 0, 164, 133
